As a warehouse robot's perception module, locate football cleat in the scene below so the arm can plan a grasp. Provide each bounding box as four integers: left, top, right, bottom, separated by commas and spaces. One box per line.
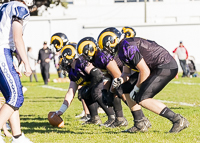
11, 133, 33, 143
169, 114, 189, 133
100, 115, 115, 127
122, 117, 151, 133
82, 115, 102, 125
109, 117, 128, 128
0, 135, 5, 143
80, 114, 91, 122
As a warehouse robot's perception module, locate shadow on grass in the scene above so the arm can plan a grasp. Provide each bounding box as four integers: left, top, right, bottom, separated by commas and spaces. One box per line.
170, 107, 184, 109
20, 114, 125, 135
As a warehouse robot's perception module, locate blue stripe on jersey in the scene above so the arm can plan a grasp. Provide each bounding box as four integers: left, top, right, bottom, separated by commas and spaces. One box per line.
0, 3, 8, 22
0, 49, 24, 108
14, 6, 29, 19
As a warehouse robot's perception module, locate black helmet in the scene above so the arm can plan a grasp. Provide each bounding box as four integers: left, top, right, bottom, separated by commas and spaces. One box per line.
77, 37, 98, 61
60, 42, 78, 66
97, 27, 121, 55
50, 33, 69, 52
121, 26, 136, 38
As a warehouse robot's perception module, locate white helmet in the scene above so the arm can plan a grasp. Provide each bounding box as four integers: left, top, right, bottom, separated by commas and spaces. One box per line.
23, 0, 34, 6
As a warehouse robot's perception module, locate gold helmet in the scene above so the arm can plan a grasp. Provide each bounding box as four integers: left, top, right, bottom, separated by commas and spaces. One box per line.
97, 27, 121, 55
50, 33, 69, 52
77, 37, 98, 61
121, 26, 136, 38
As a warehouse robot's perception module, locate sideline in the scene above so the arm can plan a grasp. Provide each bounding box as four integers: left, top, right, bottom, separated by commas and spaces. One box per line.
171, 81, 200, 86
41, 85, 199, 107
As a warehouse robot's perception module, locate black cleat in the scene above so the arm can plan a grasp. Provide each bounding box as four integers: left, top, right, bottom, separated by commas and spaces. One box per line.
109, 117, 128, 128
169, 114, 189, 133
80, 115, 90, 122
122, 117, 151, 133
82, 115, 102, 125
100, 115, 115, 127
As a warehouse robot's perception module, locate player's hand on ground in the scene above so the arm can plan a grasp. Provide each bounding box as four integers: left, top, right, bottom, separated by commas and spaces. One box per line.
56, 111, 63, 116
24, 65, 32, 77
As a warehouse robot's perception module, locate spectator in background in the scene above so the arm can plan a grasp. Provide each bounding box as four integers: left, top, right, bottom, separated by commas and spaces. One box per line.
27, 47, 38, 82
173, 41, 189, 77
38, 41, 54, 85
54, 51, 64, 78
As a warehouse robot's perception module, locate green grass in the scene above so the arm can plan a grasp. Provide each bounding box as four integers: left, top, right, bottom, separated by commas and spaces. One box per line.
2, 73, 200, 143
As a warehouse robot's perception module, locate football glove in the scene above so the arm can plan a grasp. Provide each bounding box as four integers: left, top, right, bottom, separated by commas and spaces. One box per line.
112, 77, 124, 89
130, 85, 139, 101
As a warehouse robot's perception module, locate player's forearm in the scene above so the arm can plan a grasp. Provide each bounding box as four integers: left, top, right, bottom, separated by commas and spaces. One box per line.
12, 21, 30, 66
136, 69, 150, 88
15, 40, 29, 65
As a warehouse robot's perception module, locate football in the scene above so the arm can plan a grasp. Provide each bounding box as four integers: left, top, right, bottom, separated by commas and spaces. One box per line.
48, 111, 64, 128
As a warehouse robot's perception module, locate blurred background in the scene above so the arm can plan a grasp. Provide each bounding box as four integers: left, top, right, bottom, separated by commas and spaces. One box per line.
1, 0, 200, 73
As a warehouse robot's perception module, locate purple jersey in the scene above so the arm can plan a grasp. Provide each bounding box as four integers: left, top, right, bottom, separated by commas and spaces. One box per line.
68, 56, 91, 86
118, 37, 174, 71
93, 50, 123, 73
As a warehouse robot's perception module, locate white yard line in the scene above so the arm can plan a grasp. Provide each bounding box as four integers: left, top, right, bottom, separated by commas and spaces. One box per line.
41, 85, 68, 91
157, 100, 196, 107
171, 81, 200, 86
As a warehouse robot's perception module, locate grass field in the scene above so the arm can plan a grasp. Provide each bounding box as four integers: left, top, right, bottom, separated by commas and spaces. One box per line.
1, 73, 200, 143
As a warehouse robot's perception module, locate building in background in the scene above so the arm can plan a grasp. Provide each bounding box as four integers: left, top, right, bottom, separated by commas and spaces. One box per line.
2, 0, 200, 73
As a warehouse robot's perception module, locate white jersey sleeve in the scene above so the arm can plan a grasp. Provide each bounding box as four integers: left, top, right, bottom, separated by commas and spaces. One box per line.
0, 1, 30, 51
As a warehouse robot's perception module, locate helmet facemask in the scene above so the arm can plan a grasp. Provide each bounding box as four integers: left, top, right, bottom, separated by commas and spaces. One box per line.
103, 35, 119, 56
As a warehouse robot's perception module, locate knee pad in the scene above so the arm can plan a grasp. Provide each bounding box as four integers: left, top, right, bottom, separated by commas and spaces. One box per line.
112, 96, 122, 111
80, 85, 92, 100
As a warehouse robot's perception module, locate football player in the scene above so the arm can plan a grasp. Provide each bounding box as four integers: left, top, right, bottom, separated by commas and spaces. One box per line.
77, 36, 129, 128
50, 33, 91, 122
54, 42, 116, 126
100, 27, 189, 133
0, 0, 34, 143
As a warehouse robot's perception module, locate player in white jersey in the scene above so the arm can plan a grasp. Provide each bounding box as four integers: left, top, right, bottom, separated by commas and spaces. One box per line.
0, 0, 33, 143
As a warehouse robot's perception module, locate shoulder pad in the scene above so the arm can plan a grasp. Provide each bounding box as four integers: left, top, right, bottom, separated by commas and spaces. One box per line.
14, 6, 29, 19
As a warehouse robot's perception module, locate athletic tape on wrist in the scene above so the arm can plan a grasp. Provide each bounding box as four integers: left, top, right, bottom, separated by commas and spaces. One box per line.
134, 85, 139, 93
59, 104, 68, 113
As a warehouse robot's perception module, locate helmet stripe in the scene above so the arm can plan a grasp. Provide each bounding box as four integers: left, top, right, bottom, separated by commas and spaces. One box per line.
51, 36, 63, 50
78, 41, 97, 56
61, 45, 75, 60
98, 31, 118, 49
123, 28, 135, 38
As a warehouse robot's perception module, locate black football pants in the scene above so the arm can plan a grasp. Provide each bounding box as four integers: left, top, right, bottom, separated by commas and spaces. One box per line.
40, 63, 50, 85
